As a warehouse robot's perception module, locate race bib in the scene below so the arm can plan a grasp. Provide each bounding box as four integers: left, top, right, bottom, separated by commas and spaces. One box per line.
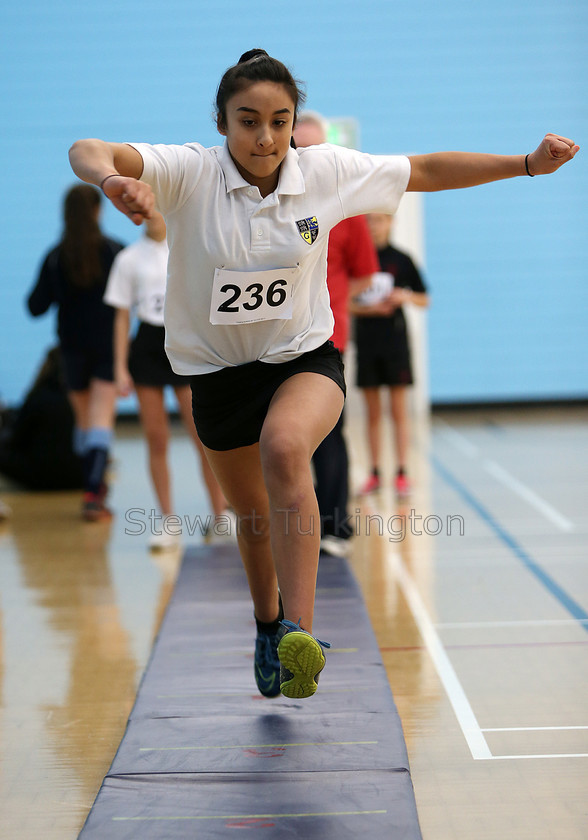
209, 267, 297, 325
355, 271, 394, 307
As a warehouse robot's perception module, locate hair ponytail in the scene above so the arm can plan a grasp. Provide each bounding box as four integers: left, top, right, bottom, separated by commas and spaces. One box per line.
215, 49, 305, 130
237, 48, 269, 64
60, 184, 103, 289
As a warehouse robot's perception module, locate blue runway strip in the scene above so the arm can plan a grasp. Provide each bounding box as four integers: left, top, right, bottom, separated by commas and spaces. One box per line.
78, 546, 423, 839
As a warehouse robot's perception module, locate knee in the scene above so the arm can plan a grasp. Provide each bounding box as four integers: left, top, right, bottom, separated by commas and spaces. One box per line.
147, 430, 168, 457
367, 402, 381, 423
259, 428, 307, 492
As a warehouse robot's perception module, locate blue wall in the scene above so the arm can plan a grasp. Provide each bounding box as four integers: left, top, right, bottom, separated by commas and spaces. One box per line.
1, 0, 586, 406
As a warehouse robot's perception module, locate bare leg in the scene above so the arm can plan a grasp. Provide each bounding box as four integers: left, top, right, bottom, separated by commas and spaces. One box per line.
72, 379, 117, 501
361, 386, 382, 471
202, 443, 276, 622
87, 379, 117, 428
68, 379, 117, 438
68, 389, 91, 431
259, 373, 344, 631
174, 385, 227, 517
389, 385, 409, 472
205, 373, 344, 632
135, 386, 172, 515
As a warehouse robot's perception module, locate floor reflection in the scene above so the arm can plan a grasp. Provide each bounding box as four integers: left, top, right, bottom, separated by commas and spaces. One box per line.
349, 486, 441, 749
0, 489, 166, 837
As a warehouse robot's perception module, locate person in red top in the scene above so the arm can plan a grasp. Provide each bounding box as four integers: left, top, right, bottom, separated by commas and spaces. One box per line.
326, 215, 380, 352
293, 112, 379, 556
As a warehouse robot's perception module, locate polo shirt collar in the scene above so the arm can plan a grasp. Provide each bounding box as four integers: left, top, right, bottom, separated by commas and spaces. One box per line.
219, 142, 305, 197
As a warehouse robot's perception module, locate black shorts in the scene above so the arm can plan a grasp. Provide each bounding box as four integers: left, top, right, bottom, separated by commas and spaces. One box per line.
129, 322, 190, 388
61, 348, 114, 391
190, 341, 346, 451
355, 313, 414, 388
355, 342, 413, 388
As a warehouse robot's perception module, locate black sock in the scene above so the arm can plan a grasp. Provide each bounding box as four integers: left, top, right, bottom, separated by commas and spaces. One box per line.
372, 467, 380, 477
397, 467, 405, 478
255, 592, 284, 635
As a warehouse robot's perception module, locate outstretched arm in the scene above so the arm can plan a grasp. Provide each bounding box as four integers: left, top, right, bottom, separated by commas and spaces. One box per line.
68, 139, 154, 224
407, 133, 579, 192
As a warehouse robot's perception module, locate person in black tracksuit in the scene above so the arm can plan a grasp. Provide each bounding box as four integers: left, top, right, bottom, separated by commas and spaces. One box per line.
27, 184, 124, 519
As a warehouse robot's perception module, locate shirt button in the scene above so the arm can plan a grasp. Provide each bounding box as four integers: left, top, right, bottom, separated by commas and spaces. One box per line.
247, 188, 255, 196
257, 229, 263, 237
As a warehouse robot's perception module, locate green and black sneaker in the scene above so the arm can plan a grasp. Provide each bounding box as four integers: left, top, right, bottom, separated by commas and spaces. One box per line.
277, 619, 331, 699
254, 623, 286, 698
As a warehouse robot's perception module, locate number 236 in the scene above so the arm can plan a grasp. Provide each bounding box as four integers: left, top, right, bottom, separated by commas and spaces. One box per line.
217, 279, 288, 313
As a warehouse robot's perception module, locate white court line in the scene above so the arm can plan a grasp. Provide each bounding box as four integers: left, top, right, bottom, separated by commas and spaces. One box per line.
483, 459, 574, 532
385, 549, 588, 761
434, 418, 574, 532
436, 619, 588, 629
482, 726, 588, 732
434, 420, 479, 458
489, 753, 588, 761
385, 547, 492, 760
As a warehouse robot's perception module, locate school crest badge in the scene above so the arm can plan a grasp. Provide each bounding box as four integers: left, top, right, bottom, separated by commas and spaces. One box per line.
296, 216, 319, 245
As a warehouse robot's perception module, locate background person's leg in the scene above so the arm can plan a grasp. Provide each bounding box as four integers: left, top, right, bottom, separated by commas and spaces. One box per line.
312, 408, 352, 541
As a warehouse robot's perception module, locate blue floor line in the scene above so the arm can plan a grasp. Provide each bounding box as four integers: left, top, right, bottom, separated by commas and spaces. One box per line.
431, 455, 588, 630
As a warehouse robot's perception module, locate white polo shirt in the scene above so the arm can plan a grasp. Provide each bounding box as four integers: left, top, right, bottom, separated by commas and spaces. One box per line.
104, 236, 169, 326
129, 140, 410, 375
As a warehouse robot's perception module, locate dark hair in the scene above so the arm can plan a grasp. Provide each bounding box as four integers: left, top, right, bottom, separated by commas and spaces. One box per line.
60, 184, 103, 289
215, 49, 305, 131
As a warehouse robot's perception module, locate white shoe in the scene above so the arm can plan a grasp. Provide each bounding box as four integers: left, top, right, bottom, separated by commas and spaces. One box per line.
320, 535, 352, 557
148, 529, 181, 552
204, 508, 238, 544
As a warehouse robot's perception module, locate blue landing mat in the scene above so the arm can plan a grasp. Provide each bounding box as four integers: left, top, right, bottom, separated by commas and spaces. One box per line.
78, 546, 422, 839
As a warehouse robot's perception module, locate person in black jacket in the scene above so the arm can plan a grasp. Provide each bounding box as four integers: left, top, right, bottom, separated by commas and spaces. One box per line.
27, 185, 124, 519
0, 347, 83, 490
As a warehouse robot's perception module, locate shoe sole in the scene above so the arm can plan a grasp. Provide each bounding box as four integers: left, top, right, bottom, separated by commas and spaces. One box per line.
278, 631, 325, 699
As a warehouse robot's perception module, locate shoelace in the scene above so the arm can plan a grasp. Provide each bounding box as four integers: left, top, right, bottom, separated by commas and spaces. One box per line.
280, 618, 331, 649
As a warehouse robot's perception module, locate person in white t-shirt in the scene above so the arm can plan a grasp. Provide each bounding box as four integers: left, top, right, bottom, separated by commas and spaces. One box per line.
104, 211, 229, 551
69, 48, 578, 700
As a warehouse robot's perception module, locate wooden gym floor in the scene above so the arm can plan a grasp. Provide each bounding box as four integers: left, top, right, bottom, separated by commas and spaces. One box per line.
0, 387, 586, 839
